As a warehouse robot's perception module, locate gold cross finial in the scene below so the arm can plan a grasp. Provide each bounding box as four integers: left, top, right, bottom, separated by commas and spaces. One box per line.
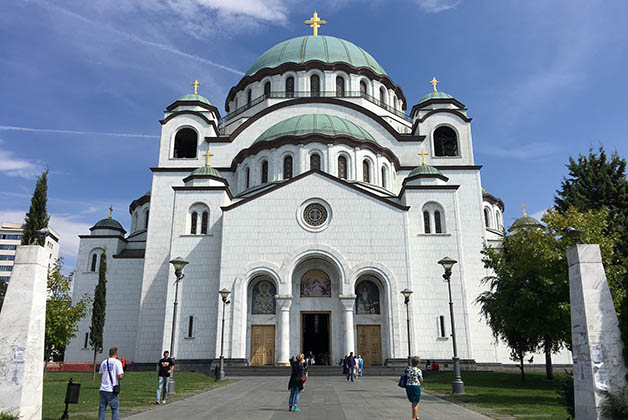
522, 203, 527, 217
204, 149, 214, 168
108, 205, 113, 219
305, 11, 327, 36
429, 77, 439, 93
193, 80, 200, 95
418, 148, 429, 166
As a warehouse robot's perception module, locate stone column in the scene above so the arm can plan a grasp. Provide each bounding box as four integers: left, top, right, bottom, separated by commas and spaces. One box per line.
0, 246, 49, 420
568, 244, 627, 420
339, 295, 357, 356
276, 296, 292, 366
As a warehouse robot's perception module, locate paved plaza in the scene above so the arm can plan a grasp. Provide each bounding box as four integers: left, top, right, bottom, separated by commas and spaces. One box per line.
127, 376, 492, 420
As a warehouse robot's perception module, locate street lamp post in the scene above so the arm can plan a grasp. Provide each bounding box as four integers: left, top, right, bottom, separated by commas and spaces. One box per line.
400, 288, 413, 365
168, 257, 188, 395
438, 256, 464, 394
217, 288, 231, 381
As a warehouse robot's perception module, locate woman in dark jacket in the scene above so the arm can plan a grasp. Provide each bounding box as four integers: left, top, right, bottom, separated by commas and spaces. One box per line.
288, 354, 305, 412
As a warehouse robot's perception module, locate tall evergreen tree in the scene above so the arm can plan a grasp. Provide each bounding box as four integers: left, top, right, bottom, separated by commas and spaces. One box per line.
89, 250, 107, 380
22, 170, 50, 246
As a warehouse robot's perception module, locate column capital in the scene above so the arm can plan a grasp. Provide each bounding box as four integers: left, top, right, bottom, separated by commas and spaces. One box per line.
338, 295, 356, 311
275, 295, 293, 311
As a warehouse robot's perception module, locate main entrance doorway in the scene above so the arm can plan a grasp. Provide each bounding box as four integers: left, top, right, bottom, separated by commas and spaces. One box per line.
250, 325, 275, 366
301, 312, 331, 365
357, 325, 382, 366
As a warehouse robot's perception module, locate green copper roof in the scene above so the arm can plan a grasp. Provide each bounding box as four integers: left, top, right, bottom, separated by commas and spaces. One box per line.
190, 166, 222, 178
246, 36, 387, 77
408, 165, 442, 177
255, 114, 376, 144
417, 91, 453, 104
176, 93, 212, 106
92, 218, 125, 231
509, 216, 544, 232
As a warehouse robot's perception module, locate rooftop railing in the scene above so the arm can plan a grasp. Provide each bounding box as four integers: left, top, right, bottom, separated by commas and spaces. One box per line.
220, 91, 412, 125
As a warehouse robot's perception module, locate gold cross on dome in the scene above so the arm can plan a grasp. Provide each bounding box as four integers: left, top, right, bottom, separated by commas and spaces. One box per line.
108, 205, 113, 219
429, 77, 439, 93
204, 150, 214, 168
418, 148, 429, 166
522, 203, 527, 217
193, 80, 200, 95
305, 11, 327, 36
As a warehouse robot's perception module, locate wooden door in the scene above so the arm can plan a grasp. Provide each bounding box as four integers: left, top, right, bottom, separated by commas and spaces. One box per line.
357, 325, 382, 366
250, 325, 275, 366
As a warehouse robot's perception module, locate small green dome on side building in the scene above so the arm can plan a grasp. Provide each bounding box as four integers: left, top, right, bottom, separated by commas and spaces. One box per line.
417, 91, 454, 105
509, 216, 544, 232
408, 165, 443, 178
176, 93, 213, 106
91, 218, 126, 233
190, 166, 223, 178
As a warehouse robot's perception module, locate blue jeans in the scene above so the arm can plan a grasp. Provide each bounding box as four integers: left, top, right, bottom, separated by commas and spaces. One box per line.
156, 376, 169, 402
289, 387, 301, 407
98, 391, 119, 420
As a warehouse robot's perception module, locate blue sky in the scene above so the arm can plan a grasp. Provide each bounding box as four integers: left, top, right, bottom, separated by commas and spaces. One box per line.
2, 0, 628, 272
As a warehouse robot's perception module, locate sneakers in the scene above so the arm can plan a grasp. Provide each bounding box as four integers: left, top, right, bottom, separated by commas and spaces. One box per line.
155, 401, 160, 405
294, 407, 301, 412
289, 407, 292, 411
162, 400, 167, 404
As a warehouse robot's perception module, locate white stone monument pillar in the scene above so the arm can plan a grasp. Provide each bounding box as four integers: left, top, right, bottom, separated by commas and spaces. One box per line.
568, 244, 627, 420
0, 245, 49, 420
276, 296, 292, 366
339, 295, 356, 356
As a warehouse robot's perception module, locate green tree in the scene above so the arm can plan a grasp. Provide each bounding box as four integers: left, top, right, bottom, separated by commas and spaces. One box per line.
44, 258, 91, 374
0, 279, 7, 313
89, 250, 107, 380
21, 170, 50, 246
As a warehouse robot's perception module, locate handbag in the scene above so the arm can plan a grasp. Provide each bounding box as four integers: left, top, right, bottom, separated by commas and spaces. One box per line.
300, 374, 307, 383
398, 373, 407, 388
107, 360, 121, 395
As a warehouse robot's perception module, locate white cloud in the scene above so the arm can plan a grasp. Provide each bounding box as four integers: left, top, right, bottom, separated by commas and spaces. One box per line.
0, 125, 159, 139
414, 0, 460, 13
529, 208, 547, 221
0, 146, 44, 179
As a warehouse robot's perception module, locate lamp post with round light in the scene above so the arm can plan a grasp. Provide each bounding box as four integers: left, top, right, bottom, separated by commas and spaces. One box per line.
438, 256, 464, 394
217, 288, 231, 381
400, 288, 413, 365
168, 256, 188, 395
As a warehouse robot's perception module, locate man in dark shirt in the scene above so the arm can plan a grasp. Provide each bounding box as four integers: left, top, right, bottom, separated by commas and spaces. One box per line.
155, 350, 175, 404
345, 352, 356, 382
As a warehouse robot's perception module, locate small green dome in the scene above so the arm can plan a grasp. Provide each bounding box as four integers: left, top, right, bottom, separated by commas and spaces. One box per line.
408, 165, 442, 177
176, 93, 212, 106
190, 166, 222, 178
255, 114, 376, 144
417, 91, 454, 104
246, 35, 387, 77
92, 218, 125, 232
509, 216, 544, 232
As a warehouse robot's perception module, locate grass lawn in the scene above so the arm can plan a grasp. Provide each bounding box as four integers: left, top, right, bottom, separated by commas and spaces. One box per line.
422, 371, 570, 420
43, 371, 228, 420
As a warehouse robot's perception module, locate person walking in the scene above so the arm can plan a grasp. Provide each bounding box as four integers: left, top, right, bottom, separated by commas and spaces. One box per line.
288, 354, 305, 412
345, 352, 356, 382
342, 355, 348, 376
155, 350, 175, 404
357, 354, 364, 377
98, 347, 124, 420
404, 356, 424, 420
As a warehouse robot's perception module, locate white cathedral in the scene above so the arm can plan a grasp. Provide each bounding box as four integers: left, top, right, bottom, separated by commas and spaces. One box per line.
66, 16, 570, 369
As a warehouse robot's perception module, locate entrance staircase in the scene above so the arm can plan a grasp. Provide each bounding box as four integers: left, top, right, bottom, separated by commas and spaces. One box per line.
226, 365, 406, 377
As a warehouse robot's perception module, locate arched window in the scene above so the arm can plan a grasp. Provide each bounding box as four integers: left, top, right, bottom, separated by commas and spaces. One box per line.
144, 210, 149, 229
245, 167, 250, 189
336, 76, 345, 97
360, 80, 367, 96
423, 211, 431, 233
355, 279, 380, 314
393, 94, 397, 110
435, 211, 443, 233
310, 154, 321, 171
310, 75, 320, 97
261, 160, 269, 183
190, 211, 198, 234
286, 76, 294, 98
132, 213, 138, 231
201, 211, 208, 234
187, 316, 194, 338
247, 89, 252, 105
283, 156, 293, 179
496, 210, 502, 228
381, 166, 387, 188
484, 208, 491, 229
338, 156, 347, 179
362, 160, 371, 183
173, 128, 197, 158
90, 253, 98, 272
226, 103, 230, 113
264, 81, 271, 97
251, 279, 277, 314
434, 126, 459, 157
379, 87, 386, 104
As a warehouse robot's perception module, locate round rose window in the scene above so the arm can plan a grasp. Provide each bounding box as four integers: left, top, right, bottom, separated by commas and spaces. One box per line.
303, 203, 328, 227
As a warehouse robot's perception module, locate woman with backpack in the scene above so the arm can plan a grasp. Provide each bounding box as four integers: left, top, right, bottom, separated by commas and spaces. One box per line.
288, 354, 306, 412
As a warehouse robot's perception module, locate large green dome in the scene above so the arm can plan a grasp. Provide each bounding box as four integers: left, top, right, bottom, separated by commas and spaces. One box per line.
246, 36, 387, 77
255, 114, 376, 144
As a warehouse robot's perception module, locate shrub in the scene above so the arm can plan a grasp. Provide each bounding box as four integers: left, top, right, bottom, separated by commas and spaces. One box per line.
601, 386, 628, 420
0, 411, 20, 420
555, 371, 575, 419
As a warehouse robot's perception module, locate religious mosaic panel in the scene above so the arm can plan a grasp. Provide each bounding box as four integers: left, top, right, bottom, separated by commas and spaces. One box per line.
301, 269, 331, 297
355, 280, 380, 314
251, 279, 276, 314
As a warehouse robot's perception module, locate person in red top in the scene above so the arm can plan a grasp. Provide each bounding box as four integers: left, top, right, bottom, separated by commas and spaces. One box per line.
120, 357, 127, 372
432, 361, 440, 372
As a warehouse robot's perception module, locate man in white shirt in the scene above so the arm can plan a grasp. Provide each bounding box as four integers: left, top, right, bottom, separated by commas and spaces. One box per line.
98, 347, 124, 420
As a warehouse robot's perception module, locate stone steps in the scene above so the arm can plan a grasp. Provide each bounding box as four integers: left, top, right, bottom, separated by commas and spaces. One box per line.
226, 365, 408, 376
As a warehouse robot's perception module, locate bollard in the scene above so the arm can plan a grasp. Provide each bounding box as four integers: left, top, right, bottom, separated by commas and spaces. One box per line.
60, 377, 81, 420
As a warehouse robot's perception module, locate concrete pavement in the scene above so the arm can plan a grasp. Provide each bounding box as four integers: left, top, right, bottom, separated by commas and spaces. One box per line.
126, 376, 493, 420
